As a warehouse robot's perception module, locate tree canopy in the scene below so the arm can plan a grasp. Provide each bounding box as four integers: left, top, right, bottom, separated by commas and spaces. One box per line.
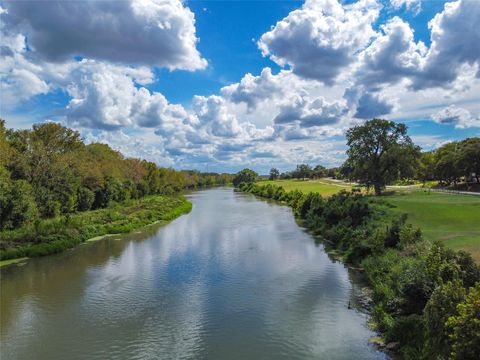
233, 168, 258, 187
345, 119, 420, 195
0, 120, 232, 230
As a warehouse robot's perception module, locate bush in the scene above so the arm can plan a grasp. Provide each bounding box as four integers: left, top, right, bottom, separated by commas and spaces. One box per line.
446, 283, 480, 360
0, 195, 192, 261
77, 187, 95, 211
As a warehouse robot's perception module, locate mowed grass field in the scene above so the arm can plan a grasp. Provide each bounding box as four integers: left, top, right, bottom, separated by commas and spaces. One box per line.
384, 192, 480, 262
259, 179, 356, 196
259, 179, 480, 261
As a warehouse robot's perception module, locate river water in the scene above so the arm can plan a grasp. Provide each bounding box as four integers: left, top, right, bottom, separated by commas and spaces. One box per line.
1, 188, 387, 360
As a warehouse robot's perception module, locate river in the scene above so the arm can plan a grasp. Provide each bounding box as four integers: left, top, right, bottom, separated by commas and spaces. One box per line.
0, 188, 388, 360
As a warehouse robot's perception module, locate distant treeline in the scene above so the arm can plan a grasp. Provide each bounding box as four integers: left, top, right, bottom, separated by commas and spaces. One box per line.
269, 135, 479, 190
233, 121, 479, 197
238, 182, 480, 359
0, 120, 232, 231
268, 164, 338, 180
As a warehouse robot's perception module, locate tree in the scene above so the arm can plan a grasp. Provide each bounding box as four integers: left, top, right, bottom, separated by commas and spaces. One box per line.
424, 280, 466, 359
233, 168, 258, 187
345, 119, 420, 195
457, 138, 480, 183
295, 164, 312, 180
0, 167, 38, 229
269, 168, 280, 180
446, 283, 480, 359
417, 152, 436, 185
313, 165, 327, 178
434, 142, 462, 186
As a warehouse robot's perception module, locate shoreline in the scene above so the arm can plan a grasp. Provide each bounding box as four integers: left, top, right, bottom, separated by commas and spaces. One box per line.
239, 188, 396, 357
0, 196, 192, 267
235, 183, 479, 358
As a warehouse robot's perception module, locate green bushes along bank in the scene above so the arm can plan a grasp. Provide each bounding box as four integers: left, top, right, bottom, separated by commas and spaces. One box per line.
237, 182, 480, 360
0, 195, 191, 261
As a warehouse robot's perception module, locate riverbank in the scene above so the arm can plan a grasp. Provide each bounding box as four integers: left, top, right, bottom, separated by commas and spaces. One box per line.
237, 182, 480, 359
259, 179, 480, 261
0, 195, 192, 264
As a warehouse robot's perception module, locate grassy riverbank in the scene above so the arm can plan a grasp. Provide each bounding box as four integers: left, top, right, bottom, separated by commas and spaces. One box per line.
0, 195, 192, 262
237, 182, 480, 359
385, 192, 480, 261
260, 179, 480, 261
260, 179, 357, 196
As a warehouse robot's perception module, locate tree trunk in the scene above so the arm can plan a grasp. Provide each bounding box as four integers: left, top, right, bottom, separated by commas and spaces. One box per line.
374, 183, 382, 196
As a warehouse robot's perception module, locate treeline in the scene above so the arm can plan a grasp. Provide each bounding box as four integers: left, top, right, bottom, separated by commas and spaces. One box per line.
340, 122, 479, 192
269, 164, 340, 180
415, 138, 479, 186
238, 182, 480, 359
0, 120, 232, 231
268, 120, 479, 195
271, 138, 479, 187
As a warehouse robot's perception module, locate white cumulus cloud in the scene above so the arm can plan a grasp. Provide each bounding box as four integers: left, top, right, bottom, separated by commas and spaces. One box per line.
258, 0, 380, 84
2, 0, 206, 70
431, 105, 480, 129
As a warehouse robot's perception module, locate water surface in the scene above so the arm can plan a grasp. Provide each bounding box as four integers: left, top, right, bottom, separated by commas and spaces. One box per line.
1, 188, 387, 359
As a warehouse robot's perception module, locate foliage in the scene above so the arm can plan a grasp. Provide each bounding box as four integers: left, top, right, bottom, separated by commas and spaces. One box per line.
233, 168, 258, 187
237, 182, 480, 358
0, 195, 192, 260
434, 138, 480, 186
0, 167, 38, 229
0, 122, 232, 232
269, 167, 280, 180
0, 122, 232, 259
445, 283, 480, 360
344, 119, 420, 195
424, 280, 467, 359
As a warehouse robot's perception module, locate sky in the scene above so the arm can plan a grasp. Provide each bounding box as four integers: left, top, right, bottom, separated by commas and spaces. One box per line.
1, 0, 479, 174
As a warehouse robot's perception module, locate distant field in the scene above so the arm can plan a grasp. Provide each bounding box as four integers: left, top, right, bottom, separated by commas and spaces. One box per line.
384, 192, 480, 262
259, 179, 355, 196
259, 179, 480, 261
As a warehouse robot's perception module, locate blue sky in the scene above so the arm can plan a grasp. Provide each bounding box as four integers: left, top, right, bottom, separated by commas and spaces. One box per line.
1, 0, 479, 173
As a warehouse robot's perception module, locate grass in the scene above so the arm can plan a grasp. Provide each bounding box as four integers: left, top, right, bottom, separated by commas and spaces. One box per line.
383, 191, 480, 261
259, 179, 356, 196
260, 179, 480, 262
0, 195, 192, 262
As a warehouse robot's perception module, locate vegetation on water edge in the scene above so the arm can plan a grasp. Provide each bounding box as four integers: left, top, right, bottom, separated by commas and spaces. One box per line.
237, 182, 480, 359
0, 120, 231, 232
0, 195, 191, 261
0, 120, 231, 261
257, 179, 480, 260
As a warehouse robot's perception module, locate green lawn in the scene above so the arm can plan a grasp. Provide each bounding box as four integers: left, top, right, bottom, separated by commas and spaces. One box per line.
259, 179, 355, 196
384, 191, 480, 261
259, 179, 480, 261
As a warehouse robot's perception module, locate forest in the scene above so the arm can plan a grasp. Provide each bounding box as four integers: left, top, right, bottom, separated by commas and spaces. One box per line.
0, 120, 232, 259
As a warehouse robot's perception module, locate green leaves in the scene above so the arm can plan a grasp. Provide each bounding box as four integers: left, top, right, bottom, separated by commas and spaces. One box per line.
345, 119, 420, 194
233, 168, 258, 187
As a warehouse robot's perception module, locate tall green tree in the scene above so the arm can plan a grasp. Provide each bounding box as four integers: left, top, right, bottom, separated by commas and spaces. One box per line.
434, 142, 462, 186
233, 168, 258, 187
345, 119, 420, 195
269, 168, 280, 180
313, 165, 327, 178
294, 164, 312, 180
457, 138, 480, 183
417, 152, 436, 185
